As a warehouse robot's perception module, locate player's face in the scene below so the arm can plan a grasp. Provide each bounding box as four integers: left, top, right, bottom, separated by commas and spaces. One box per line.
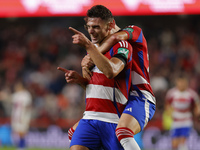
85, 17, 110, 44
176, 78, 188, 91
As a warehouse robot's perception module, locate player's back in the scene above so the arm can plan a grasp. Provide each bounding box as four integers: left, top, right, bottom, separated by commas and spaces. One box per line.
123, 25, 155, 104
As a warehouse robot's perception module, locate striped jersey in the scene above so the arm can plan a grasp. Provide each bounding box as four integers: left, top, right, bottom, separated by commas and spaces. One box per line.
123, 25, 156, 104
83, 40, 133, 124
166, 87, 199, 128
11, 90, 32, 132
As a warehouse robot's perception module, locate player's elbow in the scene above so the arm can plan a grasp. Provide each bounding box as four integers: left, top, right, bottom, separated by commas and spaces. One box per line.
105, 72, 115, 79
112, 32, 127, 42
104, 67, 117, 79
103, 66, 116, 79
110, 34, 119, 43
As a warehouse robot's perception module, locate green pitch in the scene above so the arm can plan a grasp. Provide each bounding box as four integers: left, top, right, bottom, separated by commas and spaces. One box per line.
0, 147, 70, 150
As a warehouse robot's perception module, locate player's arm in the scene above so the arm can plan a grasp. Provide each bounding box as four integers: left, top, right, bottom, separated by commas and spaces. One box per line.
91, 52, 125, 79
81, 55, 93, 80
98, 31, 129, 54
192, 94, 200, 120
78, 29, 129, 79
165, 99, 173, 116
57, 67, 89, 89
69, 27, 130, 79
81, 30, 129, 79
193, 102, 200, 119
164, 91, 174, 116
83, 42, 125, 79
80, 31, 128, 80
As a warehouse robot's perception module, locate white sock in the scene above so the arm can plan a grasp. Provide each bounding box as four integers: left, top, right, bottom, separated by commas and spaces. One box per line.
178, 143, 188, 150
116, 127, 141, 150
120, 137, 141, 150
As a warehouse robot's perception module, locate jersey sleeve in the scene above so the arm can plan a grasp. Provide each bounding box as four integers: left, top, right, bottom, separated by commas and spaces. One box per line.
112, 40, 132, 65
122, 25, 143, 42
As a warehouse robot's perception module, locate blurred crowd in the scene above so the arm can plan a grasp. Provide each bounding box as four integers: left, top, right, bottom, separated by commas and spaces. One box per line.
0, 17, 87, 128
0, 15, 200, 130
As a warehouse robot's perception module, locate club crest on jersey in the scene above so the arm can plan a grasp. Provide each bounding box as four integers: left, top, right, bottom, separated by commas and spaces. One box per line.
118, 48, 129, 59
123, 27, 134, 33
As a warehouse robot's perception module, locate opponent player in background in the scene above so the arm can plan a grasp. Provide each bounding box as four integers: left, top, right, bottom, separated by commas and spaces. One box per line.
59, 5, 133, 150
11, 81, 32, 150
60, 5, 156, 150
165, 74, 200, 150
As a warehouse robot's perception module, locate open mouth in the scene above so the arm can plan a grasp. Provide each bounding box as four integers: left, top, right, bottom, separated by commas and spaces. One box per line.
91, 37, 98, 42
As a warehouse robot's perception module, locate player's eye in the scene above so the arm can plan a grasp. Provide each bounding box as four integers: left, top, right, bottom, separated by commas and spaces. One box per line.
93, 25, 100, 29
84, 25, 89, 30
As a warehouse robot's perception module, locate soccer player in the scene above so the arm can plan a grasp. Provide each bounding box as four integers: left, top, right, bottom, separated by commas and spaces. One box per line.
165, 74, 200, 150
11, 81, 32, 150
66, 5, 156, 150
59, 5, 133, 150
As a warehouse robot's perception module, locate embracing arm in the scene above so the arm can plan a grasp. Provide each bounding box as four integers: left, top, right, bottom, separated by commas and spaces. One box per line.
98, 31, 129, 54
82, 31, 129, 79
84, 42, 125, 79
76, 29, 129, 79
69, 27, 125, 79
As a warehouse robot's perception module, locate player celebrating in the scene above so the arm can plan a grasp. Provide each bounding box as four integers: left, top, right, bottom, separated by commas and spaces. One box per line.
165, 74, 200, 150
60, 5, 133, 150
66, 5, 156, 150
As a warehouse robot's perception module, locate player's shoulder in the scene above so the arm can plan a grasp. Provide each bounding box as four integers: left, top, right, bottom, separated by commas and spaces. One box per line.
118, 40, 131, 47
113, 40, 132, 51
112, 40, 132, 59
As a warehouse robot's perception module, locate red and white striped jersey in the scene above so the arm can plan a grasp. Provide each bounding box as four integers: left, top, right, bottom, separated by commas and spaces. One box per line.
83, 40, 133, 124
11, 90, 32, 132
123, 25, 156, 104
166, 87, 200, 128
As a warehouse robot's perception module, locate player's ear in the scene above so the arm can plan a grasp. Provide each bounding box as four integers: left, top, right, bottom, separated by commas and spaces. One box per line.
108, 19, 115, 31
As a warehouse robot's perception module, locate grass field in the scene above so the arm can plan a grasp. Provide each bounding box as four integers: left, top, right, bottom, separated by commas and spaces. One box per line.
0, 147, 70, 150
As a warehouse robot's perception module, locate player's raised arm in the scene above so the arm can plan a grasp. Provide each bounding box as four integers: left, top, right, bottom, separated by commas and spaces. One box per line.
69, 26, 129, 54
98, 30, 129, 54
69, 26, 129, 78
69, 27, 130, 79
57, 67, 88, 89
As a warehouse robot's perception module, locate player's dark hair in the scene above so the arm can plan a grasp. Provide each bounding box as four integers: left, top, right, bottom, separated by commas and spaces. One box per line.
176, 71, 188, 80
85, 5, 114, 23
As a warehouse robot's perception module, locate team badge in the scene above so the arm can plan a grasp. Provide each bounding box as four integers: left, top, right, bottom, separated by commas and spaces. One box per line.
124, 27, 134, 33
118, 48, 129, 59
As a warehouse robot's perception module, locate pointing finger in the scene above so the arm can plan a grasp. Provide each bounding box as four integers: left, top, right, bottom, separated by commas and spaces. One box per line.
57, 67, 69, 73
69, 27, 81, 34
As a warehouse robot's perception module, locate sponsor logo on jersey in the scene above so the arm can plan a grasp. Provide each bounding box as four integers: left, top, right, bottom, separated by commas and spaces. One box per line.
118, 48, 129, 59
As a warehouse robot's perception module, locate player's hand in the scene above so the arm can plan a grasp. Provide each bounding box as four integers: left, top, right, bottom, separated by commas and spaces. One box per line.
81, 54, 94, 69
81, 55, 94, 80
82, 67, 92, 80
57, 67, 81, 84
69, 27, 91, 48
